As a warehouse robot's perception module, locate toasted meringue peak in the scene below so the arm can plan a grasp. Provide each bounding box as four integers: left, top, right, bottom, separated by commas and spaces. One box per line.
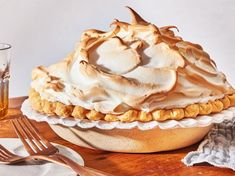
126, 6, 149, 25
31, 7, 234, 114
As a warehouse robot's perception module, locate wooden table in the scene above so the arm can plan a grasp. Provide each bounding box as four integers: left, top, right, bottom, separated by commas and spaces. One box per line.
1, 97, 234, 176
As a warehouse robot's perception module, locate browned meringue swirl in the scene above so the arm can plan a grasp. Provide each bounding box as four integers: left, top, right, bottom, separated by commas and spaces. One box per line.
31, 7, 234, 114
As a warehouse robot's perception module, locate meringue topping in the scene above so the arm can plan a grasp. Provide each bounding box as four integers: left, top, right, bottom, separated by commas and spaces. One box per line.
31, 7, 234, 114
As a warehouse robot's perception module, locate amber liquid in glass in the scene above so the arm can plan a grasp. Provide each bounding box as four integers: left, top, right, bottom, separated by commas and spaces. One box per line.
0, 78, 9, 119
0, 43, 11, 119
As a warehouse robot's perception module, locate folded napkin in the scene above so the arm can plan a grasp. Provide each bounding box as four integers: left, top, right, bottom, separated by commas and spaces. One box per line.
0, 138, 84, 176
183, 117, 235, 171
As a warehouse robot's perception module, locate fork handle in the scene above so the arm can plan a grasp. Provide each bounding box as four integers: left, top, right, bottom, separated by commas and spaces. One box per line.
28, 154, 113, 176
53, 153, 114, 176
28, 155, 69, 168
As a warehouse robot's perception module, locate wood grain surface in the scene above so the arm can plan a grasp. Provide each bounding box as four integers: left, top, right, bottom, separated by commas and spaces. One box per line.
0, 96, 234, 176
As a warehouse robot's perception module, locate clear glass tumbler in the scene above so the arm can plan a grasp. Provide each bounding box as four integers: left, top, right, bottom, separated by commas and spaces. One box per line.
0, 43, 11, 119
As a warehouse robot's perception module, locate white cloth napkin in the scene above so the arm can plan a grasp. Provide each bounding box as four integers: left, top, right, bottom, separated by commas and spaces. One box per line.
0, 138, 84, 176
183, 117, 235, 171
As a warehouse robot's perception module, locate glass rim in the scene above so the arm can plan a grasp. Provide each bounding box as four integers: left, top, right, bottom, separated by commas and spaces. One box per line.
0, 43, 11, 51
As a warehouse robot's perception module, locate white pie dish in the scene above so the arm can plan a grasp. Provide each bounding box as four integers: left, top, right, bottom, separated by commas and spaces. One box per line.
21, 99, 235, 153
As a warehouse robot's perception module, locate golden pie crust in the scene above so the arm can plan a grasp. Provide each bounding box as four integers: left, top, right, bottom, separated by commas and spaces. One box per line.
29, 88, 235, 122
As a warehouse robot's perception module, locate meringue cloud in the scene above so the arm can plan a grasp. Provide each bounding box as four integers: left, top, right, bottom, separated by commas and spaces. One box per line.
31, 7, 234, 114
89, 37, 141, 74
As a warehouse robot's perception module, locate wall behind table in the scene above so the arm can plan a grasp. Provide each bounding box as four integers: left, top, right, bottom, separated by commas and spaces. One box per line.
0, 0, 234, 97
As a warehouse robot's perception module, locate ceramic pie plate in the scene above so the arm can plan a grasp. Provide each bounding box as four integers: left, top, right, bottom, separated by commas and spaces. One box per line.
21, 99, 235, 153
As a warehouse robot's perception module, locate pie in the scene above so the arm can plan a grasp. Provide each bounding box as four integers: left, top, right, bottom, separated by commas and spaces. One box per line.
29, 7, 235, 123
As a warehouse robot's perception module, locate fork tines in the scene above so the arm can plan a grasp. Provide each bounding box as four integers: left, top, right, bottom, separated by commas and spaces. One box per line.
0, 145, 15, 160
11, 116, 56, 155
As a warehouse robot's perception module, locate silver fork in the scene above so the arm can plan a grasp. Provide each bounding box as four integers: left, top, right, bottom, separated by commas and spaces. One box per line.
12, 116, 114, 176
0, 144, 68, 167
